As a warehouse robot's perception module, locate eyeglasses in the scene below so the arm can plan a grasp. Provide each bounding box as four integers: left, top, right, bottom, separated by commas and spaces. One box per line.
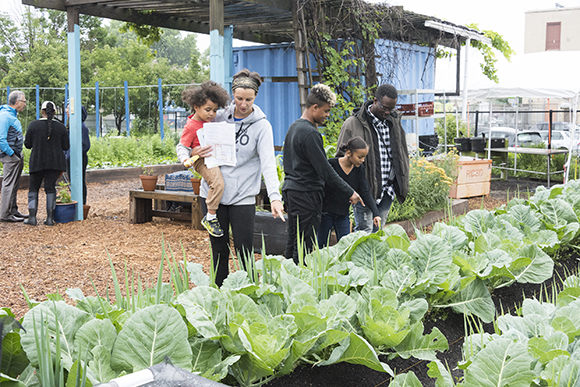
376, 98, 393, 112
18, 99, 27, 104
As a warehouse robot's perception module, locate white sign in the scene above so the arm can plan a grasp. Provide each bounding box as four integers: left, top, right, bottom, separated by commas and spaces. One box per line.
197, 122, 237, 169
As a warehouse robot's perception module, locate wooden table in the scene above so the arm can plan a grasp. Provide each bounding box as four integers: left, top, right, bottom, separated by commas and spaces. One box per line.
129, 189, 203, 230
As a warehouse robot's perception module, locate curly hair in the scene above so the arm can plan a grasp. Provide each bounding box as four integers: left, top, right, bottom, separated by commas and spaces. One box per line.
181, 80, 230, 111
305, 84, 337, 108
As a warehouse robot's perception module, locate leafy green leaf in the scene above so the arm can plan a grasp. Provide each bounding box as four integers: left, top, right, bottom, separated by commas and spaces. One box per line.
111, 304, 192, 372
1, 332, 29, 378
437, 278, 495, 322
463, 337, 535, 386
393, 323, 448, 361
320, 333, 393, 375
21, 301, 93, 370
408, 234, 452, 285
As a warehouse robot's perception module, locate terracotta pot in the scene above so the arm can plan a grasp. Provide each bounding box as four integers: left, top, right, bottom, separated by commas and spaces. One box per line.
190, 178, 201, 195
140, 175, 158, 191
83, 204, 90, 219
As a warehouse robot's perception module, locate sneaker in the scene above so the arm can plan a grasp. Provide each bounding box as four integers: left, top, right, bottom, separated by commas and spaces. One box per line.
201, 215, 224, 237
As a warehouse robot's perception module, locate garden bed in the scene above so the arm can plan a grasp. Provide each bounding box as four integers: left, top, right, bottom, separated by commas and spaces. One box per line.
1, 175, 568, 387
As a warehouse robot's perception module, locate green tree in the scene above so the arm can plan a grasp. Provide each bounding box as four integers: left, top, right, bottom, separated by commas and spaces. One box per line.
435, 114, 468, 145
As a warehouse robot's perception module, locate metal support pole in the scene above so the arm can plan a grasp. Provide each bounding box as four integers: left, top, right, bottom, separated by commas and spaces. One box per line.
67, 7, 83, 220
95, 81, 100, 138
64, 84, 69, 126
158, 78, 164, 139
35, 85, 40, 119
124, 80, 130, 136
461, 38, 471, 122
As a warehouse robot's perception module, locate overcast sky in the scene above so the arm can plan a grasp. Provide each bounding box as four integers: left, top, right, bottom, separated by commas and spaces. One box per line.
7, 0, 580, 90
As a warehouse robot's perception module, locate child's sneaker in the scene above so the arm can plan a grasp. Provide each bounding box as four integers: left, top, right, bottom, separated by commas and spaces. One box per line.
201, 215, 224, 237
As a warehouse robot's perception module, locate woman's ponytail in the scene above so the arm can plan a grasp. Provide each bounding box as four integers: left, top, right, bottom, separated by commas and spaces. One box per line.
44, 102, 55, 140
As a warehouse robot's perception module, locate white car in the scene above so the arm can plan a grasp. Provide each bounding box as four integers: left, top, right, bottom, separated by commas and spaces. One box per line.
530, 121, 579, 132
538, 130, 580, 150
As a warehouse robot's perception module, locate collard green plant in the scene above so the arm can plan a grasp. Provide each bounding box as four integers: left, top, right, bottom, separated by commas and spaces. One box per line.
5, 180, 580, 387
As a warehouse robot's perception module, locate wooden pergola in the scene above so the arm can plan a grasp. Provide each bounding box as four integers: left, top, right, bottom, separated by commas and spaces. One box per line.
21, 0, 487, 220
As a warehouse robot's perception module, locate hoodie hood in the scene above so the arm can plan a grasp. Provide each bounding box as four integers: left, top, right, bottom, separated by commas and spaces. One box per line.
215, 101, 267, 126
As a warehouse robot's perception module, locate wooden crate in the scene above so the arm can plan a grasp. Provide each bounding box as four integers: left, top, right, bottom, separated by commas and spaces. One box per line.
449, 157, 492, 199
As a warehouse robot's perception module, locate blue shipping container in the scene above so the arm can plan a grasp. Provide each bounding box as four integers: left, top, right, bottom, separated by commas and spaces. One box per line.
232, 39, 437, 146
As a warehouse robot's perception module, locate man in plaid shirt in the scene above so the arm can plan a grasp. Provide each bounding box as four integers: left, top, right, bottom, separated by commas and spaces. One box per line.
336, 84, 409, 233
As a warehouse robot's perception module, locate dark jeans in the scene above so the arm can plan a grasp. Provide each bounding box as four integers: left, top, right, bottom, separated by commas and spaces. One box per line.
29, 170, 61, 194
283, 189, 323, 264
201, 199, 255, 287
317, 212, 350, 248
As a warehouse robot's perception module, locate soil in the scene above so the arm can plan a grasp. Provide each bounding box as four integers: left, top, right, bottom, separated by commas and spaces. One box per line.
0, 175, 574, 386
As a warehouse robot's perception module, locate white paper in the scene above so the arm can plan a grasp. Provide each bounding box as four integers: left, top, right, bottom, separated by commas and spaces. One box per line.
197, 122, 236, 168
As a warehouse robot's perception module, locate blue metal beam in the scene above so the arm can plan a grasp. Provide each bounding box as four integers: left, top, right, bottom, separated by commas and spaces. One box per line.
35, 85, 40, 119
95, 81, 100, 138
68, 23, 83, 220
124, 80, 130, 136
158, 78, 164, 139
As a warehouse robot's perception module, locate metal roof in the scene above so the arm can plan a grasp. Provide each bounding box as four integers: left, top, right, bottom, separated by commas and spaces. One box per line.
21, 0, 485, 47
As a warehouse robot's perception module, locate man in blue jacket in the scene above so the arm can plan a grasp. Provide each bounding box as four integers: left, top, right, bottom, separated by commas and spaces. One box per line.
0, 91, 28, 222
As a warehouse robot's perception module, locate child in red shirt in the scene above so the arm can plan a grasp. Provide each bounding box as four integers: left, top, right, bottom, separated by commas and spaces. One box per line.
179, 81, 230, 237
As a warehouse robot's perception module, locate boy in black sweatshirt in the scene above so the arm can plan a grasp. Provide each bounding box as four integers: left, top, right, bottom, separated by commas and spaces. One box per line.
282, 84, 362, 263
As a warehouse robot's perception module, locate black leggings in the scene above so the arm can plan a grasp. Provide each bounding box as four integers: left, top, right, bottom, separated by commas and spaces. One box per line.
201, 199, 255, 287
29, 170, 61, 194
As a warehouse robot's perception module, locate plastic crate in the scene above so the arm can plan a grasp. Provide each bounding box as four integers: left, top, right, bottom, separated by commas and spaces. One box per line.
395, 101, 434, 116
418, 134, 439, 153
418, 101, 434, 116
454, 137, 471, 152
396, 103, 415, 116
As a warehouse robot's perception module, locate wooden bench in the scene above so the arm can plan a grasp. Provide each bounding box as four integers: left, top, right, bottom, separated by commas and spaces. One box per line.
129, 189, 203, 230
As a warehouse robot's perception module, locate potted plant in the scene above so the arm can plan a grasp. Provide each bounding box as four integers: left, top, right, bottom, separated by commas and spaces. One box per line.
189, 169, 202, 195
140, 165, 158, 191
54, 181, 78, 223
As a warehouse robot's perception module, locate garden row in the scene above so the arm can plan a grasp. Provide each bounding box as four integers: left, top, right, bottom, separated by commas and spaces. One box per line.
1, 181, 579, 387
391, 270, 580, 386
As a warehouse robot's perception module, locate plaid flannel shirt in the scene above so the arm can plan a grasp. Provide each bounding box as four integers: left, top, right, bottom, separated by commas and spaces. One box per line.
368, 105, 395, 202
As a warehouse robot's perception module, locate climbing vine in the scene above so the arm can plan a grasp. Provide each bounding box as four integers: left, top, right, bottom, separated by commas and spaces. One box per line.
466, 23, 514, 83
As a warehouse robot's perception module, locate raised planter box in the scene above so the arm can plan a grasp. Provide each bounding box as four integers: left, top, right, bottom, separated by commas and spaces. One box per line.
253, 199, 470, 255
449, 157, 492, 199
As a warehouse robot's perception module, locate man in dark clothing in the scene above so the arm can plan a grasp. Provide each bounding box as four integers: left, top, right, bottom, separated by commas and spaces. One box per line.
282, 84, 362, 263
336, 84, 409, 233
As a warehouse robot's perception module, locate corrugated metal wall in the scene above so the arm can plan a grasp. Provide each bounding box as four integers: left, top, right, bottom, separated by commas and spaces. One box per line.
233, 39, 437, 145
233, 43, 302, 147
375, 39, 436, 136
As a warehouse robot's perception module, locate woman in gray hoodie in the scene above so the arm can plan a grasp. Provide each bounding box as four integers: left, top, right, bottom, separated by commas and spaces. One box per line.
178, 69, 284, 286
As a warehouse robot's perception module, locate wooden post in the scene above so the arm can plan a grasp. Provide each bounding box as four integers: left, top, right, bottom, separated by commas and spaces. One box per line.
292, 0, 308, 112
209, 0, 225, 86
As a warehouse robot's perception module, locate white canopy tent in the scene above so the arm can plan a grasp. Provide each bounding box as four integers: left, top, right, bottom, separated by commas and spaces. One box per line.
464, 51, 579, 182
